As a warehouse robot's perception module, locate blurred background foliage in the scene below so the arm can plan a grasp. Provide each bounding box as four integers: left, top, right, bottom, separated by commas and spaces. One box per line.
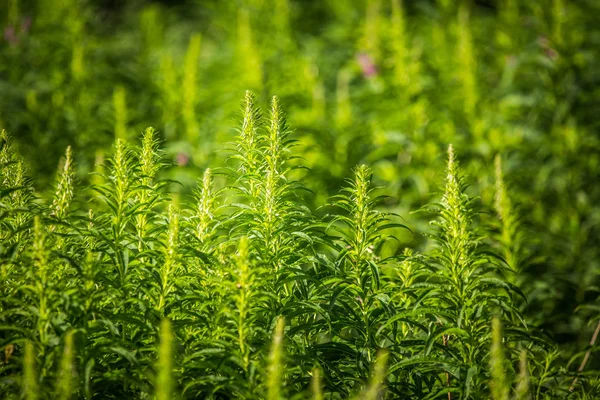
1, 0, 600, 370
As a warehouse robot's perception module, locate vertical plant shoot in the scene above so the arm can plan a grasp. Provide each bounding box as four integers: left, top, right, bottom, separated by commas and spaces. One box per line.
183, 34, 201, 143
135, 127, 163, 252
190, 167, 217, 248
157, 204, 180, 313
156, 318, 174, 400
456, 4, 478, 125
494, 155, 522, 274
23, 341, 39, 400
113, 86, 128, 140
514, 350, 530, 400
51, 146, 75, 222
361, 350, 389, 400
237, 9, 262, 90
312, 368, 324, 400
56, 331, 75, 400
237, 90, 262, 198
268, 317, 286, 400
489, 317, 509, 400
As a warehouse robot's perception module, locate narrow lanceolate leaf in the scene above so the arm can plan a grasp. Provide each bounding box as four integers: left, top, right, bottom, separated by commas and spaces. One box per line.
156, 318, 174, 400
268, 317, 285, 400
56, 331, 75, 400
23, 341, 39, 400
489, 317, 509, 400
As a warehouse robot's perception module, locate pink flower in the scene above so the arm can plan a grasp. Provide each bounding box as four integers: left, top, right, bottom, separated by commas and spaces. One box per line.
544, 47, 558, 60
176, 152, 190, 166
4, 26, 17, 45
536, 36, 549, 48
537, 36, 558, 61
3, 17, 31, 46
357, 52, 378, 79
21, 17, 32, 34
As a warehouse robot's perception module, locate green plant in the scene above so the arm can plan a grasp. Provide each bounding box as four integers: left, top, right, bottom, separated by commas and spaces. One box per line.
2, 91, 593, 399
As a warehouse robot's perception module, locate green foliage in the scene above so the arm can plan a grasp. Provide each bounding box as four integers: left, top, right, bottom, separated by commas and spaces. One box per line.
1, 0, 600, 398
0, 93, 591, 399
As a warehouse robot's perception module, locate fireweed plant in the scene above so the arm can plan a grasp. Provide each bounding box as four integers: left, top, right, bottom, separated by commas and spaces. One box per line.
0, 93, 595, 399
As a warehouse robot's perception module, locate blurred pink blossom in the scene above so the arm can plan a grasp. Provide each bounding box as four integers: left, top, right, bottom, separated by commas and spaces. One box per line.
545, 47, 558, 60
3, 17, 32, 46
357, 52, 378, 78
537, 36, 549, 47
22, 17, 32, 34
176, 152, 190, 166
4, 26, 17, 45
537, 35, 558, 61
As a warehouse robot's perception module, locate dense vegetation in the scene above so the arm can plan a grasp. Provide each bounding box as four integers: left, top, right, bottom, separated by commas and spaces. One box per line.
1, 0, 599, 398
